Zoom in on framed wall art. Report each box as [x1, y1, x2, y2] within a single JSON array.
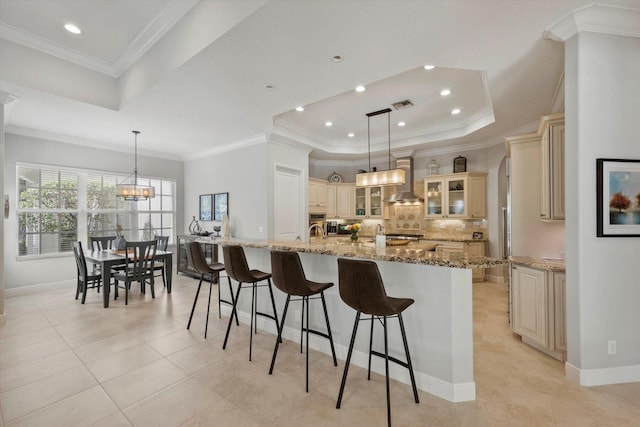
[[199, 194, 213, 221], [596, 158, 640, 237], [214, 192, 229, 221]]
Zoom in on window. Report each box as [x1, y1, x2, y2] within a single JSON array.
[[17, 164, 176, 257]]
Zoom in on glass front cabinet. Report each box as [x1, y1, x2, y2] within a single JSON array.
[[354, 186, 383, 218], [424, 172, 487, 219]]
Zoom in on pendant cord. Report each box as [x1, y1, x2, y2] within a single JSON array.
[[387, 111, 391, 170], [367, 116, 371, 172], [133, 130, 140, 186]]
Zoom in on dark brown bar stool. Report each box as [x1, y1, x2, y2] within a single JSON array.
[[186, 242, 239, 338], [269, 250, 338, 392], [222, 245, 280, 361], [336, 258, 419, 427]]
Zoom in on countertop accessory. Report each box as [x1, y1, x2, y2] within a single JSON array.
[[328, 172, 343, 183], [116, 130, 156, 201], [473, 232, 483, 240], [453, 155, 467, 173], [596, 158, 640, 237]]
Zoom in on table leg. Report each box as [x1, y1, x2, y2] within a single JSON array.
[[102, 261, 110, 308], [165, 254, 173, 293]]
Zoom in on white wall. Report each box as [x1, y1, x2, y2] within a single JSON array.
[[3, 133, 184, 288], [565, 32, 640, 380], [183, 142, 268, 239]]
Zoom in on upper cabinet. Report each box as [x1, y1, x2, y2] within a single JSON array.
[[327, 183, 355, 219], [308, 178, 327, 213], [424, 172, 487, 219], [355, 185, 384, 219], [540, 113, 565, 221]]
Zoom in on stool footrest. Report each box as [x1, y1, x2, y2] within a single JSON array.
[[370, 350, 411, 371], [255, 311, 277, 322], [302, 327, 332, 341]]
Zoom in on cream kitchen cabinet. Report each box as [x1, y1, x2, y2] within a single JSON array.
[[308, 178, 327, 213], [540, 113, 565, 221], [327, 183, 355, 219], [430, 240, 486, 282], [354, 185, 384, 219], [424, 172, 487, 219], [511, 264, 566, 360]]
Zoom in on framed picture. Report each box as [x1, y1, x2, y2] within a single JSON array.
[[596, 158, 640, 237], [199, 194, 213, 221], [214, 192, 229, 221], [453, 156, 467, 173]]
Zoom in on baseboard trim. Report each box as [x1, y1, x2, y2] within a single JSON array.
[[221, 305, 476, 402], [565, 362, 640, 386], [5, 279, 73, 296]]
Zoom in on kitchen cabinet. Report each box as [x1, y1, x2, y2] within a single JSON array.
[[511, 264, 566, 360], [540, 113, 565, 221], [327, 183, 355, 219], [429, 240, 486, 282], [309, 178, 327, 213], [424, 172, 487, 219], [355, 185, 384, 218]]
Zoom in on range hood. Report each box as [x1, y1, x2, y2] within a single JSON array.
[[384, 157, 424, 202]]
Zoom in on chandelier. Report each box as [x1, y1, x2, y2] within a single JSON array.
[[116, 130, 156, 201], [355, 108, 406, 187]]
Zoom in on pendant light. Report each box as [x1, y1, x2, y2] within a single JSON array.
[[355, 108, 406, 187], [116, 130, 155, 201]]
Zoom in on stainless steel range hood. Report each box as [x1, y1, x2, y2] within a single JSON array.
[[383, 157, 424, 202]]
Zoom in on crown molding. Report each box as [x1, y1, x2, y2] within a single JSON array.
[[182, 133, 267, 162], [545, 3, 640, 42]]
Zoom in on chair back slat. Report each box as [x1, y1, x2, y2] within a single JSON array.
[[73, 241, 89, 281], [154, 235, 169, 251], [89, 236, 115, 251]]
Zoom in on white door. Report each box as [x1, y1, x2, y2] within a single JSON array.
[[274, 166, 303, 241]]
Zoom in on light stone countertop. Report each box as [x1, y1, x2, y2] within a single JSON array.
[[509, 256, 566, 272], [195, 236, 504, 270]]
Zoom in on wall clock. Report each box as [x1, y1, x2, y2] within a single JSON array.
[[328, 172, 343, 183]]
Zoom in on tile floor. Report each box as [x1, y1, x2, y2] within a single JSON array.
[[1, 274, 639, 426]]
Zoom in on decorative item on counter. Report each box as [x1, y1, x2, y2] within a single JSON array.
[[189, 216, 202, 235], [113, 225, 126, 250], [221, 214, 230, 238], [376, 225, 386, 249], [346, 223, 361, 243], [213, 225, 221, 237], [453, 156, 467, 173], [428, 159, 440, 175], [473, 232, 483, 240], [328, 171, 343, 183]]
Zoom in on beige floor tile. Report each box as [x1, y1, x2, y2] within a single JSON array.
[[73, 332, 144, 363], [0, 349, 82, 393], [85, 344, 163, 383], [0, 365, 97, 422], [54, 317, 127, 348], [6, 386, 118, 427], [89, 410, 132, 427], [145, 329, 204, 356], [0, 333, 70, 370], [102, 358, 187, 408]]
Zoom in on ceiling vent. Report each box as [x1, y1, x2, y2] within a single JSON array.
[[391, 99, 414, 110]]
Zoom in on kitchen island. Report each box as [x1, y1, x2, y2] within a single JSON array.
[[193, 236, 503, 402]]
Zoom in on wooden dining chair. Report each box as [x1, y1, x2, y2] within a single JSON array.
[[153, 235, 170, 287], [112, 240, 157, 305], [89, 236, 116, 252], [73, 241, 103, 304]]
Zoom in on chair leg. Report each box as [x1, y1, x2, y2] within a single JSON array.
[[300, 296, 305, 353], [320, 292, 338, 367], [384, 315, 391, 427], [81, 280, 88, 304], [187, 275, 204, 330], [266, 278, 282, 343], [125, 280, 129, 305], [227, 276, 239, 326], [269, 295, 290, 375], [368, 314, 374, 380], [223, 281, 243, 350], [75, 278, 81, 300], [217, 272, 222, 319], [336, 311, 361, 409], [399, 313, 420, 403], [305, 296, 310, 393], [249, 282, 256, 361], [205, 275, 213, 339]]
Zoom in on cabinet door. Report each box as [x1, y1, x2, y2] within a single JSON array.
[[336, 184, 354, 218], [425, 179, 445, 217], [466, 242, 485, 282], [309, 180, 327, 212], [511, 265, 548, 347], [468, 175, 487, 219], [326, 185, 337, 218], [368, 186, 383, 218], [553, 272, 567, 352], [550, 124, 565, 220], [355, 187, 367, 217], [446, 176, 467, 218]]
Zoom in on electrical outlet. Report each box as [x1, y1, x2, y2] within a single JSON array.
[[259, 226, 264, 233], [608, 340, 616, 355], [295, 310, 301, 321]]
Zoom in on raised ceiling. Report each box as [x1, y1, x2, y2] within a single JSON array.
[[1, 0, 638, 161]]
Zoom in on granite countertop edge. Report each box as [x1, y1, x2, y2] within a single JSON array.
[[509, 256, 566, 272], [198, 237, 504, 269]]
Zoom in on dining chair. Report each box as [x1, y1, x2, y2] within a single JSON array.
[[89, 236, 116, 252], [112, 240, 157, 305], [72, 241, 103, 304], [153, 235, 170, 287]]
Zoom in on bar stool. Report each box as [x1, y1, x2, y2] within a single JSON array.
[[336, 258, 419, 427], [186, 242, 239, 338], [268, 250, 338, 392], [222, 245, 281, 361]]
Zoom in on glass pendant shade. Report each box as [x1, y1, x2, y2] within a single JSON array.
[[116, 130, 156, 201], [356, 168, 405, 187]]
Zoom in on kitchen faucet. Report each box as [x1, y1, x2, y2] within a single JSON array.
[[309, 223, 326, 240], [376, 224, 384, 235]]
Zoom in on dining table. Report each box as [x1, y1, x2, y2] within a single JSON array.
[[84, 249, 173, 308]]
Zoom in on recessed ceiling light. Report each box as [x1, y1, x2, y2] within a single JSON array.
[[440, 89, 452, 96], [265, 85, 275, 91], [64, 23, 82, 34], [325, 121, 333, 127], [355, 85, 366, 93], [398, 121, 406, 127], [348, 133, 355, 138], [451, 108, 461, 115], [332, 55, 343, 63], [424, 65, 435, 70], [295, 106, 304, 112]]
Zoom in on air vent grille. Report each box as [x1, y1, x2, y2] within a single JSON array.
[[391, 99, 413, 110]]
